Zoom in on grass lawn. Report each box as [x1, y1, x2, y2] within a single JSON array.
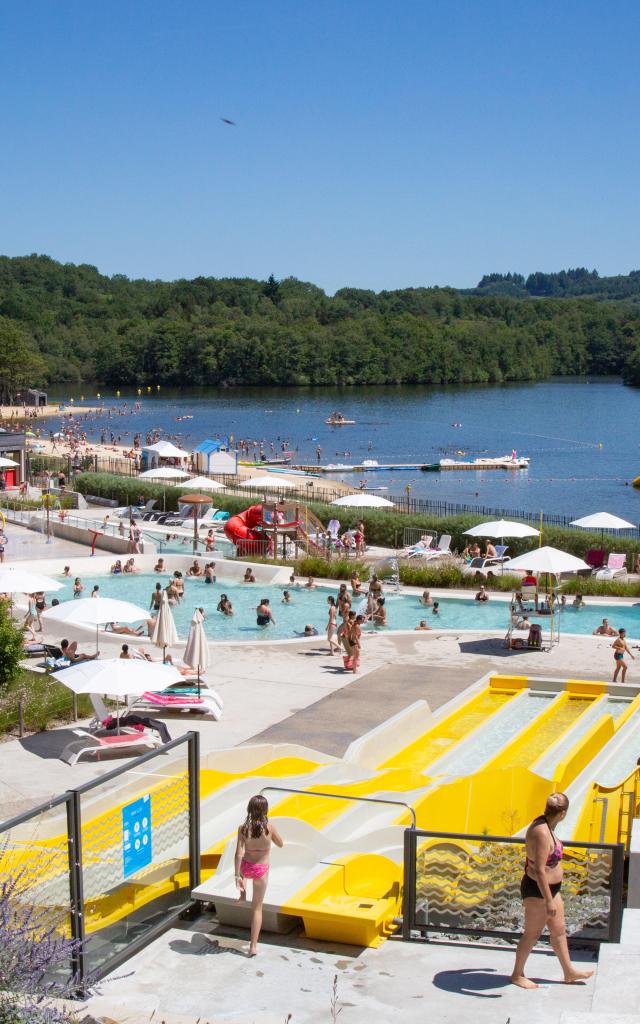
[[0, 668, 92, 737]]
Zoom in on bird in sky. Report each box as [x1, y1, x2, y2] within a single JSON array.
[[220, 117, 236, 126]]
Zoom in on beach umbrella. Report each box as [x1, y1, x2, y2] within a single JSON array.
[[179, 476, 225, 491], [42, 597, 150, 653], [0, 567, 64, 594], [139, 467, 192, 480], [51, 658, 182, 731], [570, 512, 636, 547], [503, 546, 590, 576], [463, 519, 540, 540], [0, 457, 19, 468], [239, 475, 295, 490], [151, 591, 178, 662], [183, 608, 209, 695], [331, 493, 395, 508]]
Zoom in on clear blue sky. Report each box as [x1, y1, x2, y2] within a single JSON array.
[[2, 1, 639, 292]]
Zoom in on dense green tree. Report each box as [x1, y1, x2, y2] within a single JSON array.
[[1, 255, 640, 391], [0, 315, 48, 403]]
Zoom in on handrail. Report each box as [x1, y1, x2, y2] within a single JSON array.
[[259, 784, 417, 829]]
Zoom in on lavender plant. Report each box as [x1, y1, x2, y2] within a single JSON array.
[[0, 863, 81, 1024]]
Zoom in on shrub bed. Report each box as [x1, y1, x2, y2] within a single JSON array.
[[0, 669, 92, 736]]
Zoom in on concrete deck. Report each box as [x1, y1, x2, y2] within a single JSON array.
[[86, 915, 599, 1024]]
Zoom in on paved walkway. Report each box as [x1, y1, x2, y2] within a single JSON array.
[[87, 914, 598, 1024]]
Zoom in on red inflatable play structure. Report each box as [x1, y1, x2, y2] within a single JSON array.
[[224, 504, 270, 555], [224, 502, 326, 557]]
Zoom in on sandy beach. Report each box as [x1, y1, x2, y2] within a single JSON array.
[[28, 434, 352, 498], [0, 403, 102, 421]]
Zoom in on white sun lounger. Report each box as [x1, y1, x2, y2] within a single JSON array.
[[60, 728, 162, 765]]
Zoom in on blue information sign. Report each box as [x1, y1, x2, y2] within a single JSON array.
[[122, 794, 153, 879]]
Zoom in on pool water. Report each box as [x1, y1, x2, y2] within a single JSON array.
[[54, 574, 640, 643]]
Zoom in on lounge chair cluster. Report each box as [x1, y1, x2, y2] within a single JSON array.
[[399, 534, 452, 560], [59, 667, 223, 765], [116, 501, 230, 529]]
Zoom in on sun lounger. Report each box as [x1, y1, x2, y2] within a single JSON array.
[[133, 690, 222, 719], [406, 535, 452, 560], [494, 544, 509, 560], [595, 553, 627, 581], [60, 728, 162, 765]]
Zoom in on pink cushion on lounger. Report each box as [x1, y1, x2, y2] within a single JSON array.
[[140, 691, 204, 706], [99, 733, 148, 746]]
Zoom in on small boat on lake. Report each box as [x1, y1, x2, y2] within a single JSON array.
[[325, 411, 356, 425]]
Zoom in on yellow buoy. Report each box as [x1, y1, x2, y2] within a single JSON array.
[[633, 476, 640, 489], [597, 442, 603, 448]]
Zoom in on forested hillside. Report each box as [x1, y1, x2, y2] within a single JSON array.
[[470, 267, 640, 301], [1, 254, 640, 398]]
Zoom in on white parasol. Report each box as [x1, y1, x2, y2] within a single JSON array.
[[42, 597, 150, 652], [183, 608, 209, 695], [331, 493, 395, 508], [151, 590, 179, 662]]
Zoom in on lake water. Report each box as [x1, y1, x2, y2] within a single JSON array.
[[55, 573, 640, 642], [49, 378, 640, 520]]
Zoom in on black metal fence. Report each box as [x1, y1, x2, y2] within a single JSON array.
[[27, 452, 640, 532], [402, 828, 624, 945], [0, 731, 200, 992]]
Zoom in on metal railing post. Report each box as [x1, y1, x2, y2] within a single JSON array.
[[188, 730, 201, 890], [609, 843, 625, 942], [66, 790, 86, 993], [402, 827, 417, 941]]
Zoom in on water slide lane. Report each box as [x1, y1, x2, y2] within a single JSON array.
[[378, 686, 515, 773]]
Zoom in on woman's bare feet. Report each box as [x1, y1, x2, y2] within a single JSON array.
[[511, 974, 538, 989], [248, 947, 257, 957], [564, 969, 594, 984]]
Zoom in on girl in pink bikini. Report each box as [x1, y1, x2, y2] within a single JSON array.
[[234, 795, 284, 956]]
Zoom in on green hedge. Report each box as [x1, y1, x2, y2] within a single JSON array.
[[74, 472, 640, 565]]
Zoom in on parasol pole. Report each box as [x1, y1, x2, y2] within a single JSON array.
[[539, 510, 543, 547]]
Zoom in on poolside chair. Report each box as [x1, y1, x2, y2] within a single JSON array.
[[595, 553, 627, 581], [520, 583, 538, 606], [494, 544, 509, 560], [436, 534, 452, 554], [60, 728, 162, 765], [585, 548, 606, 571]]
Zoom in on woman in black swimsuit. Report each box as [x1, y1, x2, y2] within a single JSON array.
[[511, 793, 593, 989], [256, 599, 274, 627]]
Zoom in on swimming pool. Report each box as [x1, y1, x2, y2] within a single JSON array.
[[54, 573, 640, 643]]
